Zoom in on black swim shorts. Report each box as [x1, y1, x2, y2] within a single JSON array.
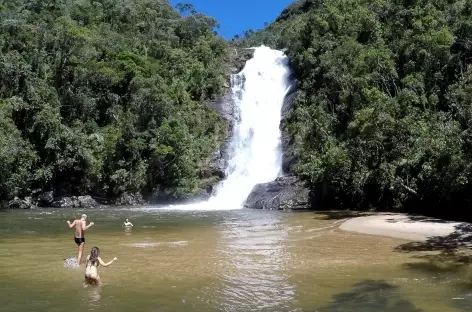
[[74, 237, 85, 246]]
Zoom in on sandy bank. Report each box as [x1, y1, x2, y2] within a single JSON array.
[[339, 214, 467, 241]]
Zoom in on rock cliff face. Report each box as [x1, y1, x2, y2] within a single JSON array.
[[280, 73, 299, 174], [203, 48, 255, 187]]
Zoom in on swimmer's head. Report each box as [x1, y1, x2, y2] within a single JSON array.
[[126, 218, 129, 222], [81, 214, 87, 220], [90, 247, 100, 262]]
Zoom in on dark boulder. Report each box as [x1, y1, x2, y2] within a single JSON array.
[[244, 176, 312, 210], [115, 192, 145, 206], [37, 191, 54, 207]]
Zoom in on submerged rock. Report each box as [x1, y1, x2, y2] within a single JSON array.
[[244, 176, 312, 210]]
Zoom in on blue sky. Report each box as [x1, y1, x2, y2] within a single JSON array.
[[168, 0, 295, 39]]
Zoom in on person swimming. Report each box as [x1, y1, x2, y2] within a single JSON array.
[[66, 214, 94, 265], [123, 218, 133, 227], [84, 247, 117, 286]]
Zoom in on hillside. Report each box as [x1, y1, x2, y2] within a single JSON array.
[[239, 0, 472, 220], [0, 0, 229, 205]]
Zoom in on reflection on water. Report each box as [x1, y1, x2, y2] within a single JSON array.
[[124, 227, 132, 236], [218, 214, 296, 311], [83, 286, 102, 311], [0, 208, 470, 312]]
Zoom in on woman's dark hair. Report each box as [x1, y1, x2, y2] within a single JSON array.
[[89, 247, 100, 265]]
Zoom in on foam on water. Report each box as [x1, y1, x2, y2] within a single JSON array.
[[163, 46, 291, 211], [64, 257, 79, 268], [124, 241, 188, 248]]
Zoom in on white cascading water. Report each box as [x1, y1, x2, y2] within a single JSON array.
[[165, 46, 291, 210]]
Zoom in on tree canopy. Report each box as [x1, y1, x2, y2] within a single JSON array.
[[237, 0, 472, 219], [0, 0, 228, 200]]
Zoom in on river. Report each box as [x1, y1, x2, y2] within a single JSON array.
[[1, 207, 471, 311]]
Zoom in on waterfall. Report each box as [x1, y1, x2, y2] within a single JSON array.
[[166, 46, 291, 210]]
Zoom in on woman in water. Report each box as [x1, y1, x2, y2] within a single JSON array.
[[84, 247, 117, 286]]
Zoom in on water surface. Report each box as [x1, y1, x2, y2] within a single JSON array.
[[0, 208, 471, 311]]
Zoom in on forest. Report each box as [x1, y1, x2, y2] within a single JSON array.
[[0, 0, 228, 204], [3, 0, 472, 219], [237, 0, 472, 219]]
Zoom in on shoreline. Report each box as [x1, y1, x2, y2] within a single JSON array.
[[339, 213, 467, 241]]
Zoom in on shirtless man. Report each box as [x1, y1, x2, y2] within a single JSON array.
[[66, 214, 94, 265]]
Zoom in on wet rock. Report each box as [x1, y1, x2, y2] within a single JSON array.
[[51, 196, 75, 208], [115, 192, 145, 206], [37, 191, 54, 207], [77, 195, 99, 208], [206, 140, 230, 180], [244, 176, 312, 210], [8, 196, 35, 209]]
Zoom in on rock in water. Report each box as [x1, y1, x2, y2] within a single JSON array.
[[244, 176, 312, 210], [64, 257, 79, 267]]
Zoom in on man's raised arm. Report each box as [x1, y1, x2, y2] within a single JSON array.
[[66, 220, 76, 228], [82, 221, 94, 231]]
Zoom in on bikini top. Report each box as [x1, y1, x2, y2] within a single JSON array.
[[86, 258, 99, 267]]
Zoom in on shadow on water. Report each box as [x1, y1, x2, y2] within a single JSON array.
[[395, 223, 472, 252], [315, 210, 371, 220], [314, 280, 423, 312], [386, 215, 452, 224], [395, 223, 472, 275]]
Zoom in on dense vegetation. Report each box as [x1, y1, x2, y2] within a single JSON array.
[[239, 0, 472, 219], [0, 0, 228, 202]]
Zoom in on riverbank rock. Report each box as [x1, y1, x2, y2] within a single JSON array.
[[115, 192, 145, 206], [77, 195, 99, 208], [50, 195, 99, 208], [244, 176, 312, 210], [51, 196, 75, 208], [8, 197, 35, 209]]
